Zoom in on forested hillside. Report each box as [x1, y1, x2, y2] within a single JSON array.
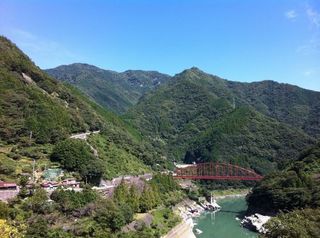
[[125, 67, 318, 174], [125, 68, 235, 160], [246, 142, 320, 237], [46, 64, 320, 176], [185, 107, 315, 175], [46, 64, 170, 114], [0, 36, 162, 182], [228, 80, 320, 138], [3, 34, 318, 179], [0, 38, 102, 144]]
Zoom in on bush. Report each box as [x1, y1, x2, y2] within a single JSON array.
[[50, 188, 97, 213], [0, 202, 10, 219], [94, 200, 126, 232], [24, 188, 51, 214], [26, 216, 49, 238]]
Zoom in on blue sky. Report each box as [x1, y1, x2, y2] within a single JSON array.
[[0, 0, 319, 91]]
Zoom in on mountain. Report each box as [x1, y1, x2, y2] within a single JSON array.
[[0, 40, 101, 144], [184, 107, 314, 174], [4, 33, 318, 179], [0, 36, 161, 181], [227, 80, 320, 139], [125, 68, 234, 158], [125, 67, 318, 174], [46, 63, 171, 114]]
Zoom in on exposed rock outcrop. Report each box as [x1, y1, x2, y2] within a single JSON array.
[[241, 213, 271, 234]]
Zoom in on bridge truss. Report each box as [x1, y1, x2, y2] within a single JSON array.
[[174, 162, 263, 181]]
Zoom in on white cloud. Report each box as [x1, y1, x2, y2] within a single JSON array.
[[306, 4, 320, 28], [285, 10, 297, 20], [303, 69, 315, 76]]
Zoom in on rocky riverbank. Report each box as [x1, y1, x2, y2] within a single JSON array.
[[162, 219, 196, 238], [213, 192, 272, 234], [163, 199, 204, 238], [164, 191, 251, 237]]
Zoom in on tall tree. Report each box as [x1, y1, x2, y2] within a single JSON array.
[[139, 185, 158, 212], [113, 180, 130, 205], [128, 185, 140, 213]]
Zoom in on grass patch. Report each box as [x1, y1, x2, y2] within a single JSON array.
[[151, 208, 181, 235]]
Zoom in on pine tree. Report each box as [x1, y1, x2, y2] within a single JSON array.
[[113, 179, 130, 205], [128, 185, 140, 213], [139, 184, 158, 212]]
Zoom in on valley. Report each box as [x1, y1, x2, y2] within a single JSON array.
[[0, 34, 319, 238]]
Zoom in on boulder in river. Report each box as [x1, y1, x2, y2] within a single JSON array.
[[241, 213, 271, 233]]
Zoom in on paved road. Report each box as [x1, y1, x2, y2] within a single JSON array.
[[70, 130, 100, 157], [70, 130, 100, 140]]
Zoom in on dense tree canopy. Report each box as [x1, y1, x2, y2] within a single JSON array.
[[247, 143, 320, 214], [51, 188, 97, 213], [263, 209, 320, 238], [50, 139, 104, 184], [247, 143, 320, 238]]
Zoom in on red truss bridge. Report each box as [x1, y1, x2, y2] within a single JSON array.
[[173, 162, 263, 181]]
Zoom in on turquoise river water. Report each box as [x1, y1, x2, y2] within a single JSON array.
[[193, 197, 258, 238]]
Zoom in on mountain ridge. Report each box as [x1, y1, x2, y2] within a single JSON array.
[[46, 63, 171, 114], [125, 67, 319, 174], [6, 34, 319, 176]]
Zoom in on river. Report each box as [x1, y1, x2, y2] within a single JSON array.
[[193, 197, 258, 238]]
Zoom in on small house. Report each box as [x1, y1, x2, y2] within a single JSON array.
[[0, 181, 19, 202], [0, 181, 17, 190]]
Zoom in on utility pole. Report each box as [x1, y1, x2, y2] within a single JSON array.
[[29, 131, 33, 146], [32, 159, 35, 183], [232, 97, 236, 110]]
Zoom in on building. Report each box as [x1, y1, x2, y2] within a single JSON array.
[[0, 181, 19, 202], [41, 178, 80, 191], [61, 178, 80, 188], [0, 181, 17, 190], [41, 181, 59, 190]]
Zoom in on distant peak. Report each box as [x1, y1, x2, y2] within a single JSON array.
[[66, 63, 99, 69], [175, 67, 208, 79], [187, 66, 203, 73]]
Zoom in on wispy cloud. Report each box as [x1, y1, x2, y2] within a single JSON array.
[[285, 10, 297, 20], [11, 29, 36, 40], [296, 4, 320, 55], [297, 36, 320, 55], [303, 69, 316, 76], [306, 4, 320, 28], [6, 28, 81, 68], [10, 29, 76, 58]]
